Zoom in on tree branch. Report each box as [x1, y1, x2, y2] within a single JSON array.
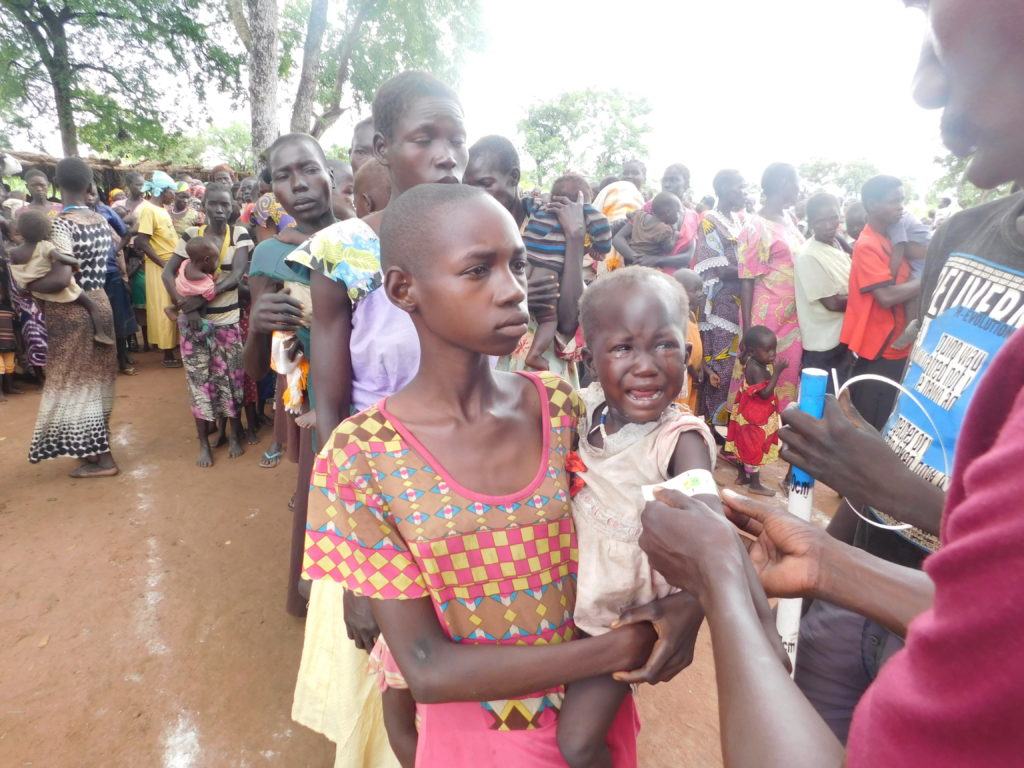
[[288, 0, 328, 133], [309, 0, 377, 139], [225, 0, 252, 53]]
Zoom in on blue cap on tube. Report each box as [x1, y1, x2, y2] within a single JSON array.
[[791, 368, 829, 489]]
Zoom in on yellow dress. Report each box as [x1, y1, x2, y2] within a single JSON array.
[[137, 202, 179, 350], [292, 580, 399, 768]]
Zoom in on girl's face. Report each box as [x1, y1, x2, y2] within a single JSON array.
[[204, 188, 232, 227], [398, 195, 528, 358], [269, 140, 333, 227], [751, 340, 778, 366], [377, 95, 468, 196], [27, 176, 48, 202], [587, 287, 687, 425], [810, 204, 841, 243]]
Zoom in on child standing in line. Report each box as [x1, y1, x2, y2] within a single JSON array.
[[0, 259, 20, 401], [521, 173, 611, 371], [302, 184, 660, 767], [672, 268, 707, 415], [8, 209, 114, 346], [725, 325, 788, 496]]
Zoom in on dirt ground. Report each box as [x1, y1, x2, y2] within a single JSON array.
[[0, 354, 834, 767]]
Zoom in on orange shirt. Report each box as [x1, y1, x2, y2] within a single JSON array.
[[676, 311, 703, 413], [840, 224, 910, 361]]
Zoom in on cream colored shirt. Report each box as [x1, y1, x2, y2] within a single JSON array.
[[795, 238, 851, 352]]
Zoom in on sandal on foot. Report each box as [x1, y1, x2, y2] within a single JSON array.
[[259, 448, 283, 468]]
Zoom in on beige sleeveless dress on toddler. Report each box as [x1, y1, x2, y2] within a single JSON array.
[[572, 383, 716, 637]]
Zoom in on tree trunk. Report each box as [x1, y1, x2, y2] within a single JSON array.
[[309, 0, 377, 139], [245, 0, 280, 158], [289, 0, 329, 134], [47, 24, 78, 155]]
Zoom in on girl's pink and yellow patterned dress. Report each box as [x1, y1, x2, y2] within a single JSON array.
[[303, 371, 639, 766]]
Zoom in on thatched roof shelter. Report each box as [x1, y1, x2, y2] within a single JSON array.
[[1, 149, 211, 195]]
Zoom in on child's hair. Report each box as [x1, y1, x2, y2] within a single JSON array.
[[468, 135, 520, 177], [265, 133, 328, 175], [651, 192, 682, 222], [15, 208, 52, 244], [579, 265, 688, 341], [54, 156, 94, 194], [372, 71, 460, 142], [354, 158, 391, 205], [550, 173, 593, 204], [805, 192, 839, 222], [740, 325, 777, 360], [380, 182, 489, 275], [861, 175, 903, 208], [185, 236, 219, 273]]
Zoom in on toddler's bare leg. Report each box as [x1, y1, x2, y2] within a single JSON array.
[[75, 291, 114, 345], [557, 673, 629, 768], [525, 316, 556, 371], [381, 687, 418, 768]]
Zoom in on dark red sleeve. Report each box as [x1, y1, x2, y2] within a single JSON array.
[[847, 330, 1024, 766]]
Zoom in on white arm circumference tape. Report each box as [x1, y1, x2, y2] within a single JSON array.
[[642, 468, 720, 502]]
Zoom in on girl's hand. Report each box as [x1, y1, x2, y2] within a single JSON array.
[[343, 591, 380, 651], [775, 358, 790, 372], [178, 296, 206, 314], [546, 192, 586, 240], [721, 488, 825, 598], [612, 592, 704, 684], [526, 271, 558, 319], [639, 489, 747, 603], [251, 289, 303, 334], [708, 370, 721, 389]]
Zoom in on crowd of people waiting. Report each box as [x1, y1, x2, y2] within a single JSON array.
[[2, 0, 1024, 764]]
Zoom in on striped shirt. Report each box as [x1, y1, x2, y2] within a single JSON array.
[[522, 201, 612, 275]]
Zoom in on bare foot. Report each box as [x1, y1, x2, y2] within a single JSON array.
[[213, 419, 228, 448], [295, 410, 316, 430], [228, 434, 245, 458], [93, 331, 115, 346], [246, 429, 261, 446], [196, 441, 214, 468], [70, 462, 119, 478], [748, 482, 776, 497], [891, 318, 920, 351], [736, 470, 751, 486]]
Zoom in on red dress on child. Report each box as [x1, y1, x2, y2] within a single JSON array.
[[725, 377, 781, 467]]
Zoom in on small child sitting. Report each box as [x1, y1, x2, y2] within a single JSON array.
[[521, 173, 611, 371], [167, 236, 219, 324], [888, 211, 930, 349], [628, 192, 682, 262], [8, 208, 113, 346], [725, 325, 788, 496]]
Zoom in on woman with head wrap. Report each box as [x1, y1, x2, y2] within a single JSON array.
[[169, 181, 203, 235], [135, 171, 181, 366]]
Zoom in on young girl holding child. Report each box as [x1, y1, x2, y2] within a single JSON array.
[[8, 208, 114, 346], [303, 183, 779, 766], [725, 324, 788, 496]]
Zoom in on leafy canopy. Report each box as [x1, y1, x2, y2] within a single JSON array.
[[518, 89, 652, 188]]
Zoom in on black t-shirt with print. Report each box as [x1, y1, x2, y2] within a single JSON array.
[[856, 192, 1024, 568]]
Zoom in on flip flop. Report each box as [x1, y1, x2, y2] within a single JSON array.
[[161, 359, 183, 368], [120, 366, 139, 376], [259, 448, 283, 468]]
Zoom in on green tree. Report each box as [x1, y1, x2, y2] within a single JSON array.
[[286, 0, 483, 139], [798, 158, 881, 199], [929, 151, 1014, 208], [0, 0, 241, 157], [518, 89, 651, 188]]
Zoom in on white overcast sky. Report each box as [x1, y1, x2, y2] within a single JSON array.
[[314, 0, 944, 199], [30, 0, 945, 200]]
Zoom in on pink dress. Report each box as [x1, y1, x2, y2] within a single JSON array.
[[731, 213, 805, 408], [303, 372, 639, 766]]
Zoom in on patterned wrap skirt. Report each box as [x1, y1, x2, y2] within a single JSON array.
[[29, 292, 116, 462], [178, 317, 245, 421]]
